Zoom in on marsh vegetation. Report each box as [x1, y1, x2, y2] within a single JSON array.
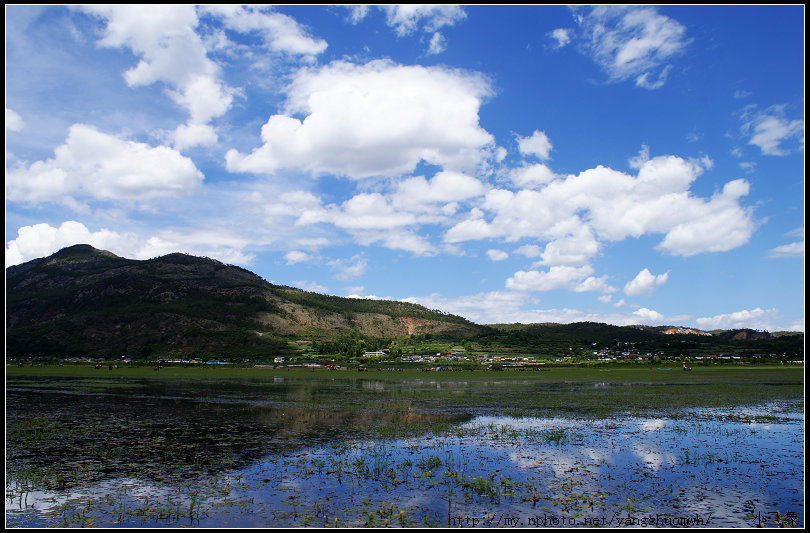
[[5, 365, 804, 528]]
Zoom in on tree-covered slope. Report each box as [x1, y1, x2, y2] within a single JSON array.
[[5, 245, 483, 359], [6, 246, 802, 362]]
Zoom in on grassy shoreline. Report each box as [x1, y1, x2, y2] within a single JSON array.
[[6, 362, 805, 381]]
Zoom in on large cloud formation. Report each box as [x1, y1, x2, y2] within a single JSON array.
[[226, 59, 495, 179], [5, 220, 253, 268], [445, 154, 755, 259], [6, 124, 203, 206]]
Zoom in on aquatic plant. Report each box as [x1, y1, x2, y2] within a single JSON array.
[[396, 459, 413, 481], [371, 449, 393, 481], [464, 476, 499, 500], [352, 457, 369, 477], [542, 428, 569, 445], [417, 455, 442, 472]]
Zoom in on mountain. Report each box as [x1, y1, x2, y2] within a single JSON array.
[[5, 245, 484, 359], [6, 245, 803, 362]]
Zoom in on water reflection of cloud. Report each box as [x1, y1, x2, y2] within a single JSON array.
[[9, 477, 188, 515], [464, 415, 670, 435], [461, 416, 580, 431], [639, 418, 666, 431], [465, 415, 696, 483], [630, 442, 675, 471], [10, 405, 804, 528], [504, 446, 607, 495], [582, 446, 614, 465]]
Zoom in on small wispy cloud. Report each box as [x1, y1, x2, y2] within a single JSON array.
[[328, 254, 368, 280], [740, 106, 804, 156], [549, 28, 571, 48], [284, 250, 315, 265], [573, 6, 690, 89], [486, 249, 509, 261], [768, 227, 804, 258]]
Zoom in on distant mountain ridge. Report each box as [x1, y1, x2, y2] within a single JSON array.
[[6, 245, 803, 361], [5, 245, 483, 358]]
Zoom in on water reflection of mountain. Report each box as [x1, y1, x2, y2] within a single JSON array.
[[6, 384, 469, 492]]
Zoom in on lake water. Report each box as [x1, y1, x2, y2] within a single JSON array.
[[5, 370, 804, 527]]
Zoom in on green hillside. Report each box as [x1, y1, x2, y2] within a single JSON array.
[[5, 245, 482, 360], [5, 245, 803, 364]]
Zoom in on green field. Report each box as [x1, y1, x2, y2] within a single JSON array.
[[7, 363, 803, 417]]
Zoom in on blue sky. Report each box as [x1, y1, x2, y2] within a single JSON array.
[[5, 5, 805, 332]]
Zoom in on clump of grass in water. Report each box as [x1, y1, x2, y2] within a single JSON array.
[[370, 447, 394, 481], [443, 449, 467, 478], [398, 459, 413, 480], [7, 466, 39, 509], [542, 428, 568, 445], [417, 455, 442, 473], [464, 476, 500, 500], [311, 458, 326, 475], [499, 424, 522, 440], [681, 447, 718, 466], [352, 457, 369, 478]]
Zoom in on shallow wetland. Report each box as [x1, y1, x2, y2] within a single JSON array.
[[5, 365, 804, 528]]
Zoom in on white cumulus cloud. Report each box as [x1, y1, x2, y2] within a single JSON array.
[[446, 154, 755, 259], [624, 268, 669, 297], [550, 28, 571, 48], [202, 5, 327, 58], [506, 265, 615, 294], [6, 124, 203, 206], [517, 130, 553, 160], [5, 221, 133, 267], [284, 250, 315, 265], [428, 32, 447, 55], [80, 5, 327, 150], [486, 249, 509, 261], [768, 239, 804, 259], [79, 5, 234, 149], [391, 171, 487, 213], [654, 179, 755, 257], [695, 308, 784, 331], [382, 5, 467, 36], [328, 254, 368, 280], [531, 226, 601, 267], [632, 307, 665, 324], [510, 163, 558, 188], [225, 59, 495, 179], [403, 291, 674, 326], [5, 221, 253, 267]]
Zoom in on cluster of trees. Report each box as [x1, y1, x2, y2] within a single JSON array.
[[477, 322, 804, 359], [310, 334, 396, 359]]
